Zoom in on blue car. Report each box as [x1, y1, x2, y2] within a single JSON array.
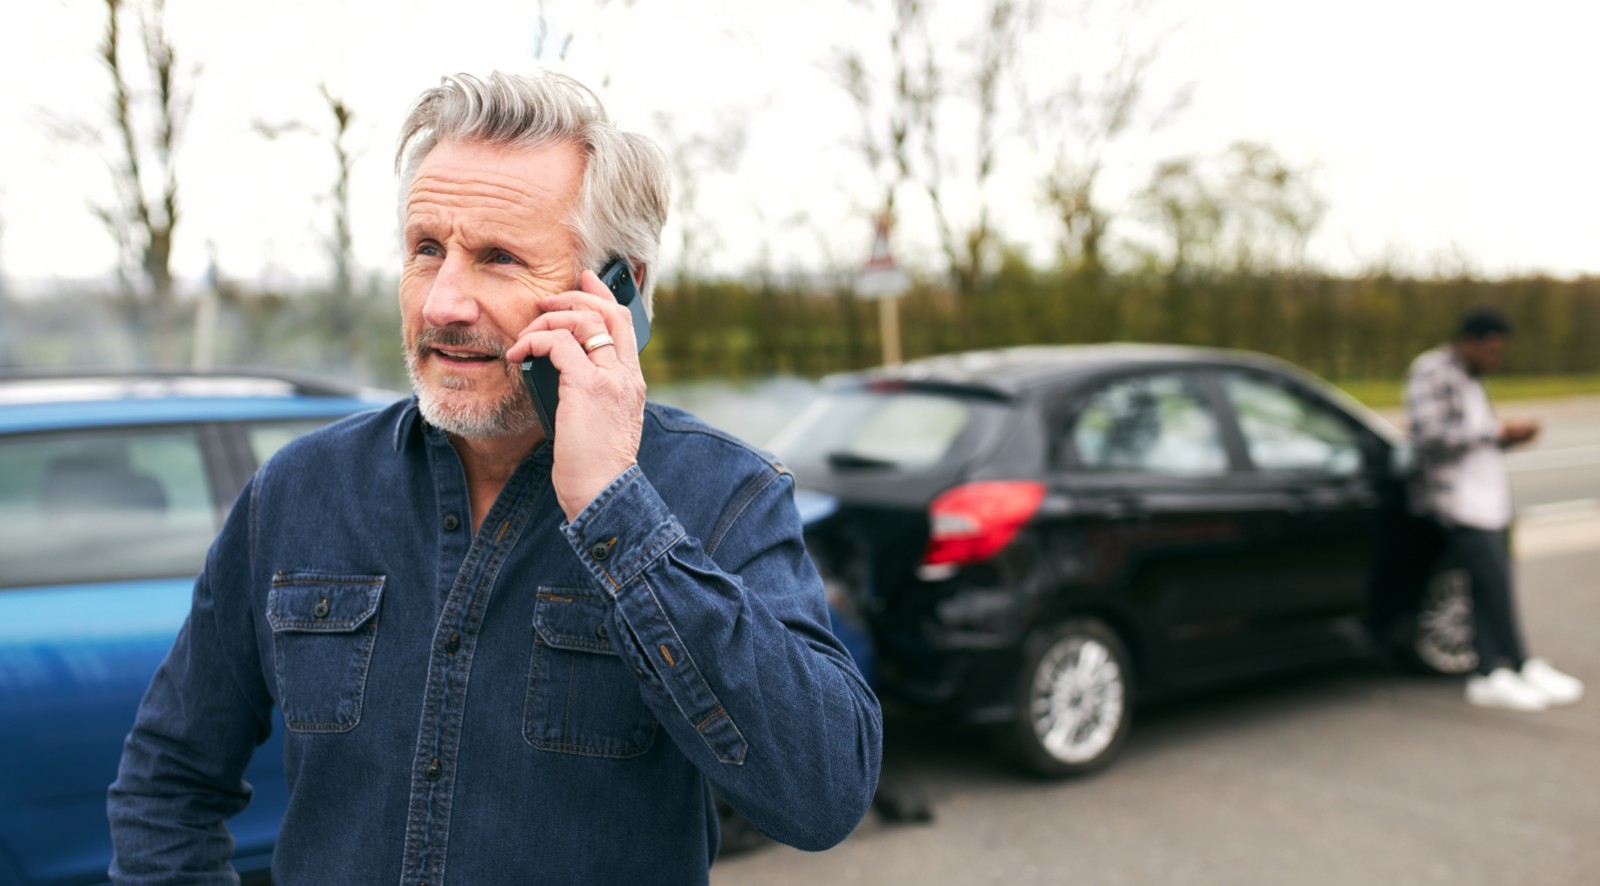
[[0, 370, 399, 886]]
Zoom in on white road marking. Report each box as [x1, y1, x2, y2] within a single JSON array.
[[1516, 512, 1600, 559], [1507, 444, 1600, 473], [1518, 498, 1600, 522]]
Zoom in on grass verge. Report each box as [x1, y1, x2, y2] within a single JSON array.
[[1334, 374, 1600, 411]]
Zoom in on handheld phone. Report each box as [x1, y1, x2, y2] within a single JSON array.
[[520, 257, 650, 438]]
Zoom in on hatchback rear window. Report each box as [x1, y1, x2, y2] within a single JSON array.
[[773, 388, 1002, 472]]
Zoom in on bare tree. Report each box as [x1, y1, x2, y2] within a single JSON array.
[[323, 87, 357, 315], [1215, 141, 1326, 275], [530, 0, 637, 87], [254, 85, 362, 347], [1033, 0, 1193, 278], [834, 0, 1037, 297], [649, 112, 748, 289], [86, 0, 191, 362], [1132, 141, 1324, 279], [1131, 156, 1223, 280], [532, 0, 575, 62]]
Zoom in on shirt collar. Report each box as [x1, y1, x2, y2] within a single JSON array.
[[393, 397, 424, 450]]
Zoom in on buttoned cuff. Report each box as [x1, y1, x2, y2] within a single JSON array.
[[562, 465, 686, 594]]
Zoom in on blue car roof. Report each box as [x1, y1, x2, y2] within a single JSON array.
[[0, 371, 403, 433], [0, 395, 394, 433]]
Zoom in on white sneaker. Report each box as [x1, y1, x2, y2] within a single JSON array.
[[1519, 659, 1584, 706], [1466, 668, 1549, 711]]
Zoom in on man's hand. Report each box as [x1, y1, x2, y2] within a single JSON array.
[[506, 269, 646, 520], [1499, 418, 1540, 448]]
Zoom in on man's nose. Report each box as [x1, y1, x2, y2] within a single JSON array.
[[421, 254, 480, 328]]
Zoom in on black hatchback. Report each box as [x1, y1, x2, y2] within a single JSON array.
[[772, 345, 1461, 777]]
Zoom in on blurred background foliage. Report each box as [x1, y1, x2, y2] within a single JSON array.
[[7, 265, 1597, 405], [2, 0, 1596, 407], [650, 268, 1600, 394]]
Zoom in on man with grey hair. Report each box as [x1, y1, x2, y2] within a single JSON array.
[[108, 71, 881, 884]]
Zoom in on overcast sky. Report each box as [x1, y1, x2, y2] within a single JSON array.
[[1, 0, 1597, 294]]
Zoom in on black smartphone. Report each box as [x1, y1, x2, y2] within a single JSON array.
[[520, 257, 649, 438]]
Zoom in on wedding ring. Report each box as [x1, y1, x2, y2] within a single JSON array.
[[581, 333, 616, 354]]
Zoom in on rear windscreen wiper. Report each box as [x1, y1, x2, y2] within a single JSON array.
[[826, 452, 899, 470]]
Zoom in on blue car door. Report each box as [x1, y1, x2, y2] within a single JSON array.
[[0, 425, 285, 885], [0, 580, 289, 884]]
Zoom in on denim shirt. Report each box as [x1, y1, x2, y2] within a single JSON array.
[[108, 399, 882, 885]]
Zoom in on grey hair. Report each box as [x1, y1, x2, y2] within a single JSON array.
[[395, 71, 670, 312]]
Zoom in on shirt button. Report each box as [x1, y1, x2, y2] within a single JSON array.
[[312, 599, 330, 619], [595, 623, 609, 641], [445, 632, 461, 655], [443, 513, 460, 532], [426, 758, 442, 782], [590, 541, 612, 560]]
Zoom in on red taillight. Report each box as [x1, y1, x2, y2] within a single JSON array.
[[922, 481, 1046, 566]]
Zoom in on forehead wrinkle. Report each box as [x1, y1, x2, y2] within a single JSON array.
[[407, 140, 583, 216], [406, 176, 571, 220], [401, 140, 584, 267]]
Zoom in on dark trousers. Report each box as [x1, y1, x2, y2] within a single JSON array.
[[1448, 526, 1528, 676]]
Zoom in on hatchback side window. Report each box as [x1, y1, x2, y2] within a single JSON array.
[[0, 428, 216, 589], [1070, 374, 1228, 477], [1224, 374, 1362, 476]]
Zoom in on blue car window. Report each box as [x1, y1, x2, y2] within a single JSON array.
[[0, 428, 216, 589]]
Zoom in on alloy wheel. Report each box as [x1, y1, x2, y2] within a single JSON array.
[[1412, 566, 1478, 675], [1029, 631, 1126, 766]]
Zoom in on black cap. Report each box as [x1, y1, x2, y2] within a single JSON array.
[[1456, 306, 1512, 340]]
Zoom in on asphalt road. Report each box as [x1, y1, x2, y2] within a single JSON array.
[[712, 397, 1600, 886]]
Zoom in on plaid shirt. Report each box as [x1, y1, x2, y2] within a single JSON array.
[[1403, 345, 1509, 528]]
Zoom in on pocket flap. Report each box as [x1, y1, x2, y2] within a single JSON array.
[[268, 572, 385, 633], [533, 588, 617, 655]]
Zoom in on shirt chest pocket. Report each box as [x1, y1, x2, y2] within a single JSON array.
[[525, 588, 658, 758], [267, 573, 385, 734]]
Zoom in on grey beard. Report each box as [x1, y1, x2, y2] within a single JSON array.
[[405, 328, 540, 439]]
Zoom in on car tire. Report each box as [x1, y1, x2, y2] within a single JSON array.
[[1002, 617, 1133, 778], [1405, 563, 1478, 675]]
